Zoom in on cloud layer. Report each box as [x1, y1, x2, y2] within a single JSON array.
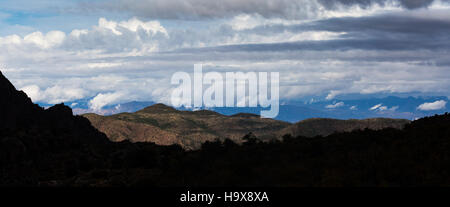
[[87, 0, 449, 20], [1, 0, 450, 110]]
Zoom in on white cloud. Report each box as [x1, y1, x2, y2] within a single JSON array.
[[0, 35, 22, 45], [98, 18, 121, 35], [20, 84, 86, 104], [379, 106, 388, 111], [326, 91, 341, 100], [20, 85, 41, 101], [118, 17, 168, 36], [326, 101, 344, 109], [97, 17, 168, 36], [417, 100, 447, 111], [370, 104, 383, 111], [389, 106, 399, 111], [23, 31, 66, 49], [89, 92, 125, 111], [0, 30, 66, 49], [228, 14, 303, 31], [369, 103, 398, 111], [63, 17, 168, 54], [70, 29, 88, 38], [84, 62, 123, 69]]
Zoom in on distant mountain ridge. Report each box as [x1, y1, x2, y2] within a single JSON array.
[[83, 103, 410, 149], [64, 94, 448, 123]]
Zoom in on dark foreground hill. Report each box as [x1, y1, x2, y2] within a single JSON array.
[[83, 106, 408, 150], [279, 117, 409, 138], [1, 71, 450, 186]]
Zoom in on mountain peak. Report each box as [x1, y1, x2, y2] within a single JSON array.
[[0, 71, 41, 129], [0, 72, 105, 140], [137, 103, 178, 113], [231, 113, 260, 118], [46, 103, 74, 116], [0, 71, 31, 103], [0, 69, 109, 141]]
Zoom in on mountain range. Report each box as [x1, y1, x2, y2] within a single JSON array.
[[54, 95, 449, 123], [83, 104, 409, 149]]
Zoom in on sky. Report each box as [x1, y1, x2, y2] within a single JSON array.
[[1, 0, 450, 112]]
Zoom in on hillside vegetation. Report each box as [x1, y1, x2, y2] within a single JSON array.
[[83, 104, 291, 149], [83, 105, 409, 149]]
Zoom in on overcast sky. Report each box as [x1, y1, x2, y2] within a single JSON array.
[[1, 0, 450, 110]]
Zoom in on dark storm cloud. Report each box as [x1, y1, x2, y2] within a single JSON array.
[[217, 10, 450, 52], [318, 0, 436, 9], [175, 37, 449, 53], [244, 9, 450, 37], [82, 0, 318, 20], [313, 15, 450, 36], [82, 0, 445, 20], [151, 10, 449, 64]]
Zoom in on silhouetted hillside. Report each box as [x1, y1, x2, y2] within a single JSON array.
[[0, 72, 111, 185], [0, 71, 41, 129], [279, 117, 409, 138]]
